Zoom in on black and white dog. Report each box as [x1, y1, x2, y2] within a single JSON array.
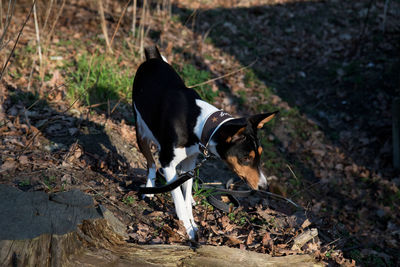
[[132, 46, 277, 240]]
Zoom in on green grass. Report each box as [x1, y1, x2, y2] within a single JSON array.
[[18, 179, 30, 187], [228, 211, 248, 226], [174, 63, 218, 102], [43, 175, 56, 191], [192, 173, 216, 210], [122, 195, 136, 205], [66, 53, 134, 107]]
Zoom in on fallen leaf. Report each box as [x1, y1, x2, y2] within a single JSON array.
[[226, 235, 242, 245], [262, 232, 272, 247], [18, 155, 29, 165], [246, 230, 255, 245], [1, 160, 16, 171]]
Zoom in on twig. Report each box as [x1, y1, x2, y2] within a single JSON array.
[[110, 98, 121, 115], [107, 98, 110, 117], [132, 0, 137, 38], [203, 182, 223, 186], [289, 181, 323, 199], [0, 0, 16, 49], [26, 58, 36, 92], [97, 0, 113, 53], [321, 237, 342, 248], [188, 60, 257, 88], [286, 164, 299, 183], [87, 102, 107, 108], [0, 0, 36, 82], [258, 189, 301, 208], [382, 0, 391, 32], [139, 0, 147, 59], [167, 0, 171, 18], [143, 7, 152, 43], [201, 22, 221, 48], [42, 0, 54, 31], [110, 0, 131, 48], [352, 0, 375, 58], [32, 0, 43, 81], [47, 0, 66, 43], [0, 0, 2, 30]]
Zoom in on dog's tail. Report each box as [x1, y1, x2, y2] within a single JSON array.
[[144, 46, 162, 61]]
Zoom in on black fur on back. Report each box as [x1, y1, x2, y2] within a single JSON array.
[[132, 57, 202, 167]]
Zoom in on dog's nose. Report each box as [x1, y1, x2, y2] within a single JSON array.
[[258, 171, 268, 190]]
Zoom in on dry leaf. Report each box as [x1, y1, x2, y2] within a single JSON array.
[[226, 235, 242, 245], [246, 230, 255, 245], [18, 155, 29, 165]]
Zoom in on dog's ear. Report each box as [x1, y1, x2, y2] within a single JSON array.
[[218, 118, 247, 143], [249, 111, 279, 129]]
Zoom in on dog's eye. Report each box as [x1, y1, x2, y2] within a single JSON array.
[[241, 156, 252, 164]]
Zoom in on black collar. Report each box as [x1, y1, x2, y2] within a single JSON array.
[[199, 110, 233, 156]]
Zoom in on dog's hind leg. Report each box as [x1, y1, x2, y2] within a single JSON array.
[[136, 136, 157, 198]]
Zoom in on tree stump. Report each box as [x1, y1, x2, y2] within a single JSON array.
[[0, 184, 320, 266]]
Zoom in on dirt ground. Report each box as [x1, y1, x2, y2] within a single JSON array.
[[1, 0, 399, 266]]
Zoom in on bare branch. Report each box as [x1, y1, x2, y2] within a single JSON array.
[[0, 0, 16, 50], [0, 0, 36, 82], [188, 60, 257, 89], [97, 0, 113, 53]]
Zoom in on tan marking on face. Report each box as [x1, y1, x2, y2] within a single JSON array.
[[249, 150, 255, 159], [258, 146, 263, 155], [226, 127, 246, 143], [257, 114, 276, 129], [226, 156, 259, 189]]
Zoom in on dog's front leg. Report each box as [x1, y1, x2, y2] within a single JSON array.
[[144, 163, 157, 198], [179, 155, 198, 228], [163, 165, 197, 240]]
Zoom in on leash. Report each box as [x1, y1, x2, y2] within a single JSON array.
[[132, 154, 210, 195], [131, 152, 300, 212], [198, 179, 301, 212]]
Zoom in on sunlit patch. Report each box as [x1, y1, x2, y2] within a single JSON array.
[[226, 156, 259, 189], [258, 146, 263, 155]]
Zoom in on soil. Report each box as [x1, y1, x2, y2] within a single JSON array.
[[1, 0, 399, 266]]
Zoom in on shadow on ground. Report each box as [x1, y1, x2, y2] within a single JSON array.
[[1, 86, 145, 189], [169, 0, 399, 264], [174, 0, 399, 172]]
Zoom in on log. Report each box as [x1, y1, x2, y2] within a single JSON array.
[[0, 184, 321, 266]]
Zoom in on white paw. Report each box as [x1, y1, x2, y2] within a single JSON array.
[[186, 224, 198, 240], [142, 194, 154, 199]]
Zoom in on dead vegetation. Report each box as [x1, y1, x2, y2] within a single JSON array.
[[0, 0, 399, 266]]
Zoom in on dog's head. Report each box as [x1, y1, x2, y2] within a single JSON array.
[[214, 111, 278, 190]]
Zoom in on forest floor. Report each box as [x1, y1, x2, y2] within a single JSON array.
[[0, 0, 399, 266]]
